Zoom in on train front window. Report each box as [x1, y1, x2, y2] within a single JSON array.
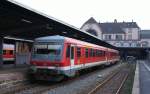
[[36, 48, 61, 55], [32, 43, 63, 61]]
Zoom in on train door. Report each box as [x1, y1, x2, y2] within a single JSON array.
[[70, 45, 75, 68], [69, 45, 76, 77]]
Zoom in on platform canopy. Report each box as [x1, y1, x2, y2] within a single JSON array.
[[0, 0, 117, 49]]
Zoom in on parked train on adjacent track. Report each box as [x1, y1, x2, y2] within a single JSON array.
[[3, 44, 15, 61], [30, 35, 120, 81]]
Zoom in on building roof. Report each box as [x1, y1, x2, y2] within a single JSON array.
[[81, 17, 140, 34], [99, 21, 139, 34], [81, 17, 98, 29], [140, 30, 150, 39], [85, 17, 97, 24], [99, 23, 125, 34], [119, 22, 139, 28]]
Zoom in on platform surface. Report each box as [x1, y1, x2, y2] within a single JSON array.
[[139, 60, 150, 94], [0, 65, 29, 82]]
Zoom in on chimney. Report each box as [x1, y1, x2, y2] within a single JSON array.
[[114, 19, 117, 23]]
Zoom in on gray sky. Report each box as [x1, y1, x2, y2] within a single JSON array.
[[15, 0, 150, 29]]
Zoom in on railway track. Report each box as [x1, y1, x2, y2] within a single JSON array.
[[0, 81, 37, 94], [1, 63, 124, 94], [10, 77, 89, 94], [0, 80, 63, 94], [87, 65, 129, 94]]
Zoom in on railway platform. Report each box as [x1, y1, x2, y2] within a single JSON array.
[[0, 65, 30, 83], [132, 60, 150, 94]]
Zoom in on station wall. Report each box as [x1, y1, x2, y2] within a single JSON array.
[[16, 42, 32, 65]]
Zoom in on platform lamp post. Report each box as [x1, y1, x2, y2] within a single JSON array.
[[0, 36, 3, 67]]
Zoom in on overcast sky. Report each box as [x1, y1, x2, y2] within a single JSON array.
[[15, 0, 150, 29]]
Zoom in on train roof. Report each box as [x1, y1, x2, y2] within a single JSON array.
[[35, 35, 65, 41], [35, 35, 118, 52]]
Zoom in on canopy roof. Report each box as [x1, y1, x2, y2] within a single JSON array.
[[0, 0, 117, 49]]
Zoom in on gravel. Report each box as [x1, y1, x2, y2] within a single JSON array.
[[42, 63, 123, 94]]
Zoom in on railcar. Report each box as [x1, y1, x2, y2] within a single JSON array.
[[30, 35, 120, 81], [3, 44, 15, 61]]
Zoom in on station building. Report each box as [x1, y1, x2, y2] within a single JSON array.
[[81, 17, 150, 59], [81, 17, 142, 47]]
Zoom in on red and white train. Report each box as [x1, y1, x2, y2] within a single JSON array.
[[3, 44, 15, 61], [30, 35, 120, 81]]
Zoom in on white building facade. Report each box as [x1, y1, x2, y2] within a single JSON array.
[[81, 17, 145, 48]]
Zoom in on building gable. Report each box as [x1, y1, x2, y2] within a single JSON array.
[[81, 17, 103, 39]]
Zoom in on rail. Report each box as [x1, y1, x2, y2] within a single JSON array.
[[88, 66, 129, 94]]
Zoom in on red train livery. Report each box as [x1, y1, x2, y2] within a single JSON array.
[[3, 44, 15, 61], [30, 35, 120, 81]]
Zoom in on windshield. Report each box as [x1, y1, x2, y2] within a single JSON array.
[[32, 42, 63, 61]]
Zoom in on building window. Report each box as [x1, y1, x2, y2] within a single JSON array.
[[128, 28, 132, 33], [128, 34, 132, 40], [86, 29, 98, 36], [116, 35, 122, 40], [105, 35, 112, 40], [115, 42, 121, 47], [131, 43, 137, 47], [124, 43, 130, 47], [121, 43, 123, 47], [136, 43, 140, 47], [141, 42, 148, 47]]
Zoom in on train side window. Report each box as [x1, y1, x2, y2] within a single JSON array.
[[92, 49, 94, 57], [103, 51, 105, 56], [101, 51, 104, 56], [90, 49, 92, 57], [91, 49, 94, 57], [93, 49, 95, 57], [97, 50, 99, 56], [92, 49, 93, 57], [3, 50, 6, 55], [71, 47, 74, 59], [77, 47, 81, 57], [10, 50, 14, 55], [6, 50, 9, 54], [96, 50, 98, 57], [85, 48, 88, 58], [98, 50, 102, 56], [66, 45, 70, 58]]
